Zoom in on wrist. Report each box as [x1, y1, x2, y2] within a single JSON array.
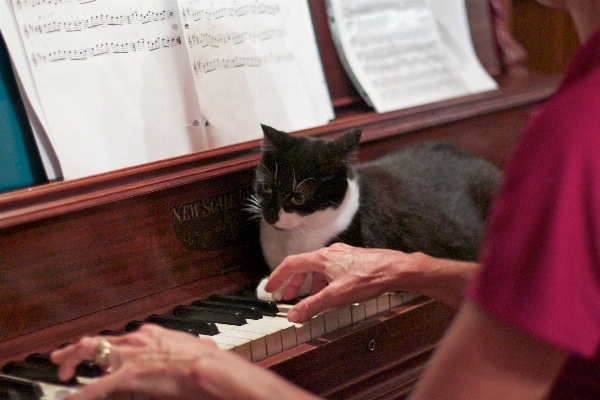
[[392, 252, 480, 309]]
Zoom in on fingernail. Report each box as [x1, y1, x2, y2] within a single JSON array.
[[287, 309, 299, 322]]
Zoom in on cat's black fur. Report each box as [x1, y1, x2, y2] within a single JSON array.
[[247, 125, 501, 300]]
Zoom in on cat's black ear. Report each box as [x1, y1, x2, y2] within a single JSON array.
[[261, 124, 293, 152], [332, 129, 361, 159]]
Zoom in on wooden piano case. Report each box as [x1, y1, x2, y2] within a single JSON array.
[[0, 1, 559, 398]]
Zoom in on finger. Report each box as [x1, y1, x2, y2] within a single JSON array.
[[281, 273, 309, 300], [51, 337, 100, 381], [65, 368, 126, 400], [310, 272, 328, 295], [286, 288, 334, 322], [265, 252, 322, 292]]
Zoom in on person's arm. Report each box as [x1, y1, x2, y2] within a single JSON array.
[[265, 242, 480, 322], [409, 301, 569, 400]]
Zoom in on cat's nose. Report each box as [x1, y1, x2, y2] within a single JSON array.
[[263, 210, 280, 225], [273, 210, 300, 230]]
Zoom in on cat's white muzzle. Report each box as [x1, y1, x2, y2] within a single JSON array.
[[273, 210, 301, 230]]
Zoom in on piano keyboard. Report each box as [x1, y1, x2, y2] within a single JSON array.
[[0, 292, 419, 400]]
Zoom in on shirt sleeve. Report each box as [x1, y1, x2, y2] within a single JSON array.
[[466, 92, 600, 358]]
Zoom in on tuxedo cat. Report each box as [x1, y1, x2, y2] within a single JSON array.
[[246, 125, 501, 301]]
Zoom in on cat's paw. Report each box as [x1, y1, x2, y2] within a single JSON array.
[[256, 277, 283, 302]]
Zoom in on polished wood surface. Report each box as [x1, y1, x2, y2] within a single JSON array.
[[0, 1, 560, 398], [512, 0, 578, 73]]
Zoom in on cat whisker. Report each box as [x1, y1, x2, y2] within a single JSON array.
[[294, 177, 317, 191], [257, 161, 271, 174], [246, 214, 263, 223], [292, 168, 297, 190], [243, 195, 264, 219], [291, 223, 315, 238]]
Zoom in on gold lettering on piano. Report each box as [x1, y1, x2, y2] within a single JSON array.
[[172, 189, 255, 250]]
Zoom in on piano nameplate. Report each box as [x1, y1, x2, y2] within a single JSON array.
[[172, 188, 254, 250]]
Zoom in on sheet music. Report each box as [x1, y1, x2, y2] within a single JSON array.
[[3, 0, 333, 180], [177, 0, 333, 148], [327, 0, 497, 113]]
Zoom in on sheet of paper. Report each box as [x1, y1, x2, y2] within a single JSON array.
[[177, 0, 333, 148], [5, 0, 333, 180], [9, 0, 209, 179], [327, 0, 497, 113], [1, 0, 61, 180]]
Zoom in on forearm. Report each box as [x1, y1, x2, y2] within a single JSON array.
[[391, 252, 480, 309], [409, 302, 568, 400], [193, 349, 321, 400]]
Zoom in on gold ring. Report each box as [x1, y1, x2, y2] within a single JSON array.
[[94, 339, 112, 368]]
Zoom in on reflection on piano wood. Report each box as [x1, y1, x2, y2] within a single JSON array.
[[1, 0, 561, 399]]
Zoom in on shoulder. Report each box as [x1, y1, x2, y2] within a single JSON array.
[[508, 65, 600, 180]]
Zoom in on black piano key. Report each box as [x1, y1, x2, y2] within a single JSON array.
[[208, 294, 279, 316], [0, 376, 40, 400], [125, 320, 144, 332], [74, 360, 102, 378], [191, 300, 263, 320], [173, 305, 247, 326], [145, 315, 220, 336], [0, 387, 24, 400], [98, 330, 125, 336], [2, 362, 77, 386], [24, 353, 101, 378]]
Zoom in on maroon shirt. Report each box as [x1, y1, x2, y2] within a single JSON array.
[[466, 27, 600, 398]]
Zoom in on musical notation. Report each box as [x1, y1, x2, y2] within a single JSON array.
[[372, 66, 455, 87], [363, 54, 447, 74], [340, 0, 427, 19], [187, 29, 285, 48], [15, 0, 94, 8], [180, 3, 279, 22], [31, 36, 181, 66], [22, 10, 175, 37], [380, 76, 465, 100], [192, 53, 293, 74]]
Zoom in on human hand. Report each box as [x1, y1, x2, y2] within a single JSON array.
[[265, 243, 411, 322], [50, 324, 317, 400]]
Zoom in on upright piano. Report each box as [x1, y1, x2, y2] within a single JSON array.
[[0, 1, 560, 398]]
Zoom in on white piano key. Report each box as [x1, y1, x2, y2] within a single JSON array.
[[402, 292, 419, 302], [275, 303, 311, 345], [294, 322, 312, 344], [389, 292, 404, 307], [248, 316, 297, 351], [337, 305, 353, 328], [37, 380, 79, 400], [351, 302, 366, 323], [309, 314, 325, 339], [376, 293, 391, 312], [213, 342, 235, 351], [216, 323, 283, 358], [275, 303, 294, 312], [322, 309, 340, 333], [207, 335, 252, 361], [364, 298, 379, 318], [213, 328, 268, 362]]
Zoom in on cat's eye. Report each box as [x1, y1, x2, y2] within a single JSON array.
[[261, 183, 272, 194], [291, 193, 305, 206]]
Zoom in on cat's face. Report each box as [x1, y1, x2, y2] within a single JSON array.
[[246, 125, 361, 230]]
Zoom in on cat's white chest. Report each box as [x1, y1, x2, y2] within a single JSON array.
[[259, 178, 360, 269]]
